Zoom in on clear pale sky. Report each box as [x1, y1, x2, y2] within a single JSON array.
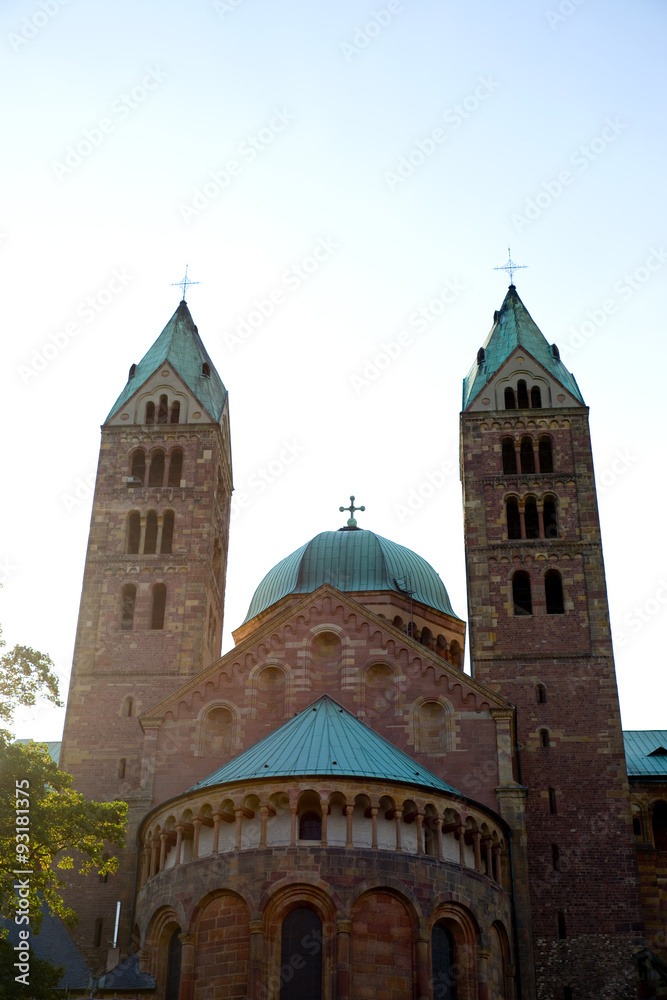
[[2, 0, 665, 740]]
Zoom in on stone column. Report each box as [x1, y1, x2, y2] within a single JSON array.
[[159, 833, 168, 871], [435, 817, 444, 861], [259, 806, 269, 848], [235, 808, 243, 850], [395, 807, 403, 852], [321, 802, 328, 847], [345, 805, 354, 848], [336, 919, 351, 1000], [370, 807, 378, 849], [174, 824, 184, 866], [457, 822, 466, 866], [192, 818, 202, 860], [416, 932, 430, 1000], [248, 919, 264, 1000], [150, 838, 160, 877], [415, 813, 424, 854], [290, 805, 297, 846], [472, 829, 481, 871], [518, 506, 526, 540], [537, 506, 545, 538], [212, 813, 221, 854], [156, 516, 164, 554], [477, 946, 490, 1000], [178, 932, 196, 1000], [141, 845, 151, 886]]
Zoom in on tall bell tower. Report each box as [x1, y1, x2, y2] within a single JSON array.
[[60, 298, 232, 971], [460, 282, 644, 999]]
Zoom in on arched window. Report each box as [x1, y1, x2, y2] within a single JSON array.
[[167, 449, 183, 488], [127, 512, 141, 554], [93, 918, 103, 948], [432, 923, 456, 1000], [545, 569, 565, 614], [202, 362, 211, 378], [557, 911, 567, 939], [128, 363, 136, 380], [531, 385, 542, 408], [543, 496, 558, 538], [417, 701, 448, 753], [121, 585, 136, 631], [144, 511, 158, 554], [169, 401, 180, 424], [157, 394, 168, 424], [520, 436, 535, 473], [145, 401, 155, 424], [536, 683, 547, 704], [540, 728, 550, 748], [524, 496, 539, 539], [280, 909, 322, 1000], [539, 436, 553, 473], [512, 571, 532, 615], [117, 758, 126, 779], [148, 450, 165, 487], [131, 450, 146, 483], [517, 379, 529, 409], [504, 387, 516, 409], [653, 801, 667, 851], [477, 347, 485, 364], [150, 584, 167, 630], [161, 511, 174, 554], [502, 437, 516, 474], [299, 812, 322, 841], [200, 706, 233, 758], [122, 696, 134, 717], [548, 787, 557, 815], [506, 498, 521, 539], [165, 928, 182, 1000], [449, 640, 462, 668]]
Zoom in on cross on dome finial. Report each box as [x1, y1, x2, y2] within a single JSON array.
[[170, 264, 200, 302], [339, 495, 365, 530], [494, 248, 527, 287]]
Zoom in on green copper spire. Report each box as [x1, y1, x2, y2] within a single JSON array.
[[106, 300, 227, 422], [462, 285, 584, 409]]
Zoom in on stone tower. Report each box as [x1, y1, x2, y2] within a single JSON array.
[[59, 299, 232, 971], [460, 283, 644, 999]]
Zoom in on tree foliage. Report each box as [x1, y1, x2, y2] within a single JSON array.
[[0, 733, 127, 931], [0, 624, 63, 726], [0, 938, 64, 999]]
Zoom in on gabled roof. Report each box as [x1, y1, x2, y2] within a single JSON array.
[[624, 731, 667, 777], [244, 529, 459, 623], [106, 300, 227, 422], [462, 285, 584, 409], [98, 952, 156, 991], [192, 694, 462, 797]]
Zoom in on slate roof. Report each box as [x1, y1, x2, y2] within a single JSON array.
[[14, 739, 61, 765], [244, 529, 459, 623], [98, 951, 156, 990], [2, 903, 91, 989], [106, 300, 227, 422], [462, 284, 584, 409], [624, 731, 667, 777], [192, 695, 462, 796]]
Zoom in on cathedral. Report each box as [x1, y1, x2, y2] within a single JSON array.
[[36, 283, 667, 998]]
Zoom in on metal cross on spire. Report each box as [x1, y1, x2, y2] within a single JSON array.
[[170, 264, 200, 301], [339, 495, 365, 529], [494, 248, 527, 286]]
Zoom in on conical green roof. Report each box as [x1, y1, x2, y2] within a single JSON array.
[[244, 529, 459, 623], [106, 300, 227, 422], [462, 285, 584, 409], [192, 695, 461, 796]]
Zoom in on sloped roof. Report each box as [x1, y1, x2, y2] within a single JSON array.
[[624, 731, 667, 777], [2, 903, 91, 989], [244, 529, 459, 623], [462, 285, 584, 409], [99, 951, 156, 991], [192, 695, 462, 796], [15, 738, 61, 765], [106, 300, 227, 422]]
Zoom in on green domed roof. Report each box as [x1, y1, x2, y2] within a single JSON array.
[[244, 529, 459, 623]]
